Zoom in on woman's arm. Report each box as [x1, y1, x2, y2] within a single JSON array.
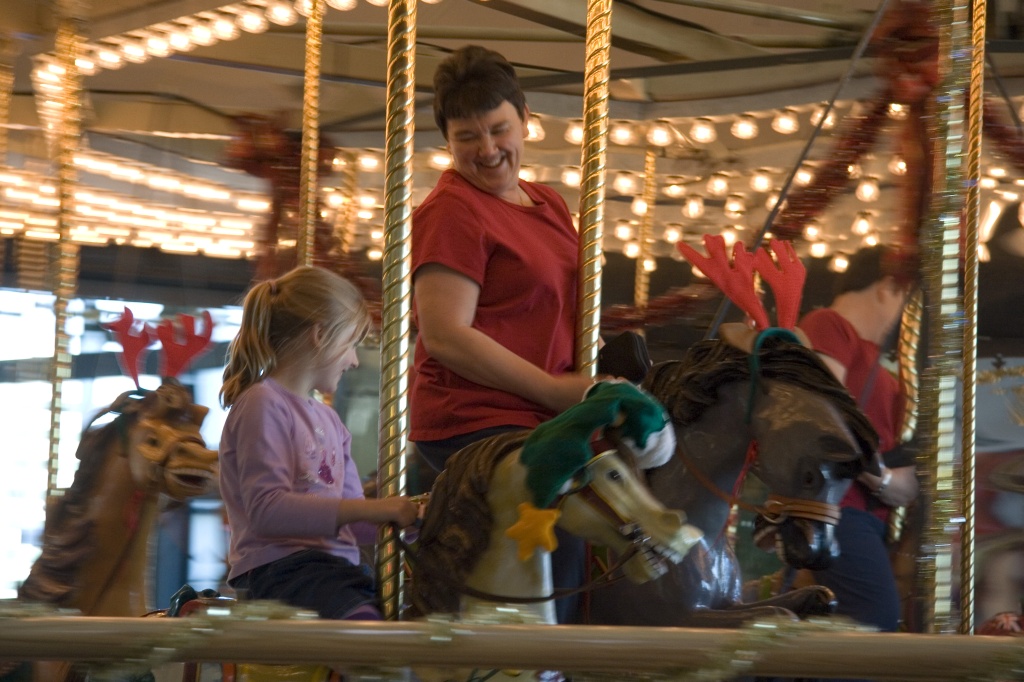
[[858, 462, 918, 508], [415, 264, 592, 414]]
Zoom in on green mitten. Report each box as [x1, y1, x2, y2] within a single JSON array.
[[520, 380, 669, 509]]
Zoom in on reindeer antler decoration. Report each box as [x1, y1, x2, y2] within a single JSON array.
[[102, 309, 151, 390], [104, 309, 215, 388], [677, 235, 808, 344], [152, 311, 214, 379]]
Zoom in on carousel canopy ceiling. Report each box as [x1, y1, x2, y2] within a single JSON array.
[[2, 0, 1024, 344]]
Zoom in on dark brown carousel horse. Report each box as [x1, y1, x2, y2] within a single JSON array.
[[585, 333, 879, 628]]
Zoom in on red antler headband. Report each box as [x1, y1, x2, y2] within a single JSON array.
[[676, 235, 807, 332], [104, 308, 215, 388]]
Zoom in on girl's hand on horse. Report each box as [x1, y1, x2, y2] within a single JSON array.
[[336, 497, 419, 529], [377, 496, 420, 528]]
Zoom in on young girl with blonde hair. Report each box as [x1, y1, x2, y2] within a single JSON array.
[[219, 266, 417, 620]]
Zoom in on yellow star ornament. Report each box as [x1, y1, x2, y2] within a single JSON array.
[[505, 502, 561, 561]]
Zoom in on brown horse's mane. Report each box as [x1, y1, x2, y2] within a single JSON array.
[[18, 391, 146, 606], [406, 429, 530, 619], [645, 337, 879, 458]]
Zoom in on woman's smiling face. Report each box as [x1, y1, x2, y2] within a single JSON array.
[[445, 100, 529, 202]]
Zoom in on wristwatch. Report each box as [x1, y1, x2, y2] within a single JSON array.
[[874, 466, 892, 497]]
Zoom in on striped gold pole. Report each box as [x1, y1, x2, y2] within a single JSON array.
[[959, 0, 986, 636], [334, 151, 359, 255], [298, 0, 326, 267], [633, 147, 657, 327], [889, 288, 922, 545], [576, 0, 613, 376], [376, 0, 416, 621], [47, 1, 85, 498], [918, 0, 969, 633], [0, 36, 15, 166]]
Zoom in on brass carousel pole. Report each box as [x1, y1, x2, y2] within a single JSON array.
[[918, 0, 969, 633], [633, 147, 657, 328], [0, 36, 14, 166], [46, 0, 85, 499], [576, 0, 614, 375], [959, 0, 985, 635], [376, 0, 416, 621], [298, 0, 326, 267], [334, 151, 359, 255]]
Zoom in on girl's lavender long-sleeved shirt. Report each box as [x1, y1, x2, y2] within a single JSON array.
[[219, 378, 370, 580]]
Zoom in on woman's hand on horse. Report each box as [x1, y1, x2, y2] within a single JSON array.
[[550, 373, 611, 414]]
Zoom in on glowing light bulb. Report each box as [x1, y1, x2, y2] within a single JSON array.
[[852, 212, 872, 235], [730, 115, 758, 140], [830, 253, 849, 272], [809, 241, 829, 258], [610, 121, 637, 146], [663, 225, 682, 243], [646, 120, 674, 147], [144, 33, 171, 57], [266, 0, 298, 25], [564, 120, 584, 145], [560, 166, 581, 187], [724, 194, 746, 218], [643, 257, 657, 272], [168, 25, 195, 51], [662, 177, 686, 199], [428, 151, 451, 169], [190, 20, 217, 46], [810, 103, 836, 130], [795, 167, 814, 186], [682, 195, 704, 219], [631, 196, 648, 216], [855, 176, 880, 202], [212, 15, 240, 40], [327, 0, 358, 8], [888, 155, 907, 176], [887, 103, 908, 120], [357, 153, 380, 171], [689, 118, 717, 144], [526, 115, 545, 142], [518, 165, 537, 183], [238, 8, 269, 32], [749, 169, 772, 193], [614, 221, 634, 241], [120, 39, 150, 64], [624, 241, 641, 258], [613, 171, 638, 195], [771, 109, 799, 135], [706, 173, 729, 197]]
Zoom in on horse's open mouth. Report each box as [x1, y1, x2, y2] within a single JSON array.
[[169, 469, 215, 493], [752, 516, 837, 570], [620, 523, 687, 577]]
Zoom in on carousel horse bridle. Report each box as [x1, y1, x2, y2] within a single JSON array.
[[672, 329, 844, 534]]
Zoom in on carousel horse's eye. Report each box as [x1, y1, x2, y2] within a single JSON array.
[[147, 434, 161, 447], [606, 469, 623, 483]]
